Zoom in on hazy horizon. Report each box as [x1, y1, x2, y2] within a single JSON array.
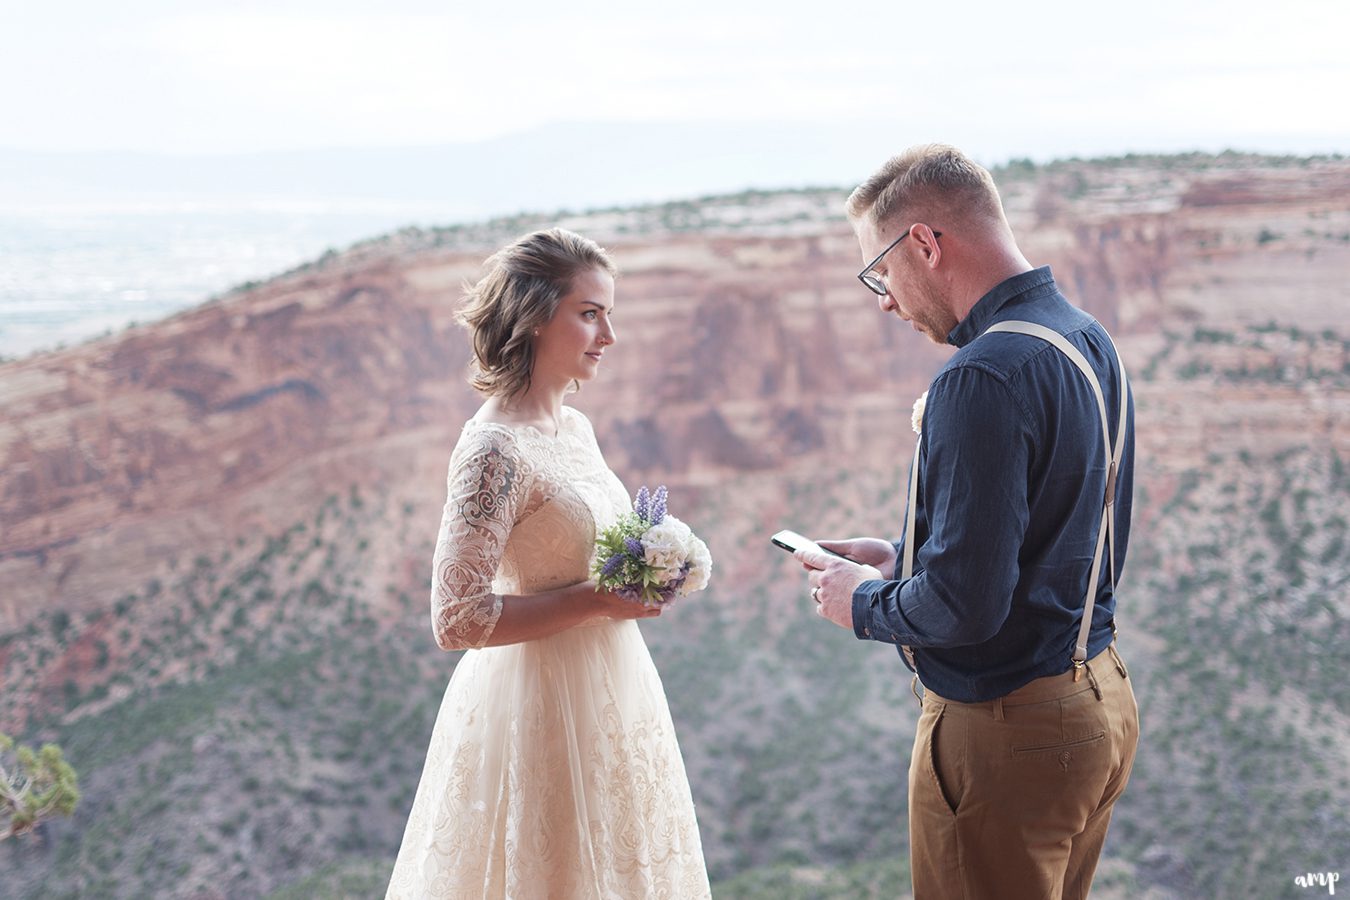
[[4, 121, 1346, 216]]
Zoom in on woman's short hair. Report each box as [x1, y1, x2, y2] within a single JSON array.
[[846, 143, 1005, 230], [457, 227, 615, 398]]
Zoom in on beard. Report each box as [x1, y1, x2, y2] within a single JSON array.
[[905, 281, 958, 346]]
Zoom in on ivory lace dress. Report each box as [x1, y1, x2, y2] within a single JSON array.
[[386, 406, 711, 900]]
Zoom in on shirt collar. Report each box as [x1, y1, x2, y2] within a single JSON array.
[[947, 266, 1056, 348]]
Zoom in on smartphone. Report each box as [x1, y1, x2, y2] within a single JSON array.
[[771, 529, 846, 558]]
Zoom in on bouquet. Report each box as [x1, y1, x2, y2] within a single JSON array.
[[591, 486, 712, 606]]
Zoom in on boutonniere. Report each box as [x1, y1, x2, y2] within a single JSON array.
[[911, 390, 928, 435]]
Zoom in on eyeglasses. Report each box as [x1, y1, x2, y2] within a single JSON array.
[[856, 227, 942, 296]]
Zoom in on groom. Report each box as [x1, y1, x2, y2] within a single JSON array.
[[796, 144, 1139, 900]]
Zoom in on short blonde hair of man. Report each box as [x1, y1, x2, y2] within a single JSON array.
[[457, 228, 616, 399], [846, 143, 1006, 230]]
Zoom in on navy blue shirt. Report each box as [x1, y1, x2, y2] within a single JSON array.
[[851, 267, 1135, 702]]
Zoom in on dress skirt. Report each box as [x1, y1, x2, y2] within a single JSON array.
[[386, 618, 711, 900]]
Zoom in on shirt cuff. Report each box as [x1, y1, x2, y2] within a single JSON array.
[[851, 579, 888, 641]]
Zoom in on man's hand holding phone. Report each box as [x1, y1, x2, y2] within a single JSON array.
[[772, 530, 888, 629], [814, 537, 897, 576]]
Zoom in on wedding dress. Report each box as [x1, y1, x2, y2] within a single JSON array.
[[386, 405, 711, 899]]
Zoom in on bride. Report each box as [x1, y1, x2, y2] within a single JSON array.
[[386, 228, 711, 899]]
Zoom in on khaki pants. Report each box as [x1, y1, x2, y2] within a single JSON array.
[[909, 646, 1139, 900]]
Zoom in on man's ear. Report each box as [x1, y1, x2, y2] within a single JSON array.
[[914, 224, 942, 268]]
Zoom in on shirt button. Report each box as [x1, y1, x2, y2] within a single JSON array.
[[863, 627, 871, 637]]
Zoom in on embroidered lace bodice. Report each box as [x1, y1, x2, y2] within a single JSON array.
[[430, 405, 633, 650]]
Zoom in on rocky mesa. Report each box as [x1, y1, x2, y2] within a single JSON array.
[[2, 153, 1349, 899]]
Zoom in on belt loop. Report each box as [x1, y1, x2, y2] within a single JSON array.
[[1086, 661, 1103, 701], [1109, 643, 1129, 679], [993, 697, 1005, 721]]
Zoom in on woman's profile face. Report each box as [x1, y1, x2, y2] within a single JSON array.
[[531, 267, 617, 386]]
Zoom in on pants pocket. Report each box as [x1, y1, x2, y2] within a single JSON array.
[[1010, 731, 1107, 757], [928, 706, 963, 816]]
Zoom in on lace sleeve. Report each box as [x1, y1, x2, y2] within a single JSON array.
[[429, 428, 526, 651]]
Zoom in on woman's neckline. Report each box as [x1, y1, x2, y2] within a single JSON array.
[[467, 405, 573, 440]]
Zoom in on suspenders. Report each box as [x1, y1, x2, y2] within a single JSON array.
[[899, 320, 1129, 681]]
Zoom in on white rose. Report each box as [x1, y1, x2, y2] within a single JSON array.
[[678, 533, 712, 595], [911, 390, 928, 435], [643, 517, 693, 574]]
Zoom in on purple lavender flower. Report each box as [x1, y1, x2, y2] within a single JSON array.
[[650, 486, 668, 525], [600, 553, 626, 579], [646, 562, 691, 606], [634, 486, 650, 521], [664, 562, 691, 593], [624, 536, 645, 558]]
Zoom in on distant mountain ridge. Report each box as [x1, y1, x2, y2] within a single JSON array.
[[0, 122, 946, 220]]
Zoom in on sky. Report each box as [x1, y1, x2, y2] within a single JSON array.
[[2, 0, 1347, 160]]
